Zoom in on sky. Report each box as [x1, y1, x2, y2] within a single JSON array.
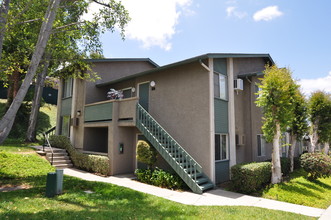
[[93, 0, 331, 96]]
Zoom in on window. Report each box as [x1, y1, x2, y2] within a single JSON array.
[[257, 134, 265, 156], [61, 116, 70, 137], [214, 73, 227, 100], [62, 78, 73, 98], [255, 84, 262, 98], [122, 88, 132, 99], [215, 134, 228, 161]]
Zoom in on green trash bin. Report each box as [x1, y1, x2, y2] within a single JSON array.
[[45, 172, 57, 198]]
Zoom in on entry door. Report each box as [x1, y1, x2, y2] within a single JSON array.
[[139, 82, 149, 111]]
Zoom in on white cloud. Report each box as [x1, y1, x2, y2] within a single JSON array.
[[253, 6, 283, 22], [226, 6, 247, 19], [121, 0, 193, 51], [298, 71, 331, 96]]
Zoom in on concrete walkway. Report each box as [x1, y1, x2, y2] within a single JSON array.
[[62, 168, 329, 218]]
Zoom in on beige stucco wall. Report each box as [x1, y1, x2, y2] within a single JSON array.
[[233, 58, 272, 163], [102, 61, 212, 178], [85, 61, 155, 104], [136, 62, 212, 178]]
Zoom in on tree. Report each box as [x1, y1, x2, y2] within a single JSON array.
[[256, 65, 298, 184], [0, 0, 61, 144], [25, 0, 129, 141], [308, 91, 331, 153], [308, 91, 331, 154], [0, 0, 10, 60], [288, 90, 308, 172], [0, 0, 129, 142]]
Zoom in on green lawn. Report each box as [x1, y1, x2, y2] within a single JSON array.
[[0, 143, 314, 220], [262, 169, 331, 209]]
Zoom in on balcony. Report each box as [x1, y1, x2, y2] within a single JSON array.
[[84, 97, 138, 126]]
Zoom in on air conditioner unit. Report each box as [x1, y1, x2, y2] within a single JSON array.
[[234, 79, 244, 90]]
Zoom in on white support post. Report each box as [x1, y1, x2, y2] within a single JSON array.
[[208, 58, 216, 183], [227, 58, 236, 168]]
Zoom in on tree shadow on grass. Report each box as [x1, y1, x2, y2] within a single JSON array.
[[276, 183, 323, 199], [0, 176, 196, 219]]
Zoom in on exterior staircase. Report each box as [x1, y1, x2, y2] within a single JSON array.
[[44, 147, 73, 168], [136, 104, 214, 194]]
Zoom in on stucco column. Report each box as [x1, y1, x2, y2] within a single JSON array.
[[108, 101, 119, 175], [227, 58, 237, 168], [70, 78, 78, 144], [55, 79, 63, 135], [208, 58, 216, 183]]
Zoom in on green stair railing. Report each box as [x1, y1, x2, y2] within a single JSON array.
[[136, 104, 214, 194]]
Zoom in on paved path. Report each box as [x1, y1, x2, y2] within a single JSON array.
[[62, 168, 329, 218]]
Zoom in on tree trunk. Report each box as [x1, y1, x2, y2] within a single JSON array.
[[324, 143, 330, 155], [310, 123, 318, 153], [26, 54, 50, 142], [0, 0, 61, 144], [288, 134, 297, 172], [271, 123, 282, 184], [0, 0, 10, 60], [6, 66, 21, 106]]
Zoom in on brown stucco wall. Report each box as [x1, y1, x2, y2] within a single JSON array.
[[104, 61, 213, 178], [85, 61, 155, 104], [233, 58, 272, 164]]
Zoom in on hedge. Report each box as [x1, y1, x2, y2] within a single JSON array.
[[135, 168, 185, 190], [300, 153, 331, 180], [49, 135, 110, 176], [231, 162, 271, 194]]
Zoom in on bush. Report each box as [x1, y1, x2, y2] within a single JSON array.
[[280, 157, 291, 176], [136, 140, 157, 168], [231, 162, 271, 194], [49, 135, 110, 175], [294, 157, 301, 170], [135, 168, 184, 190], [300, 153, 331, 180]]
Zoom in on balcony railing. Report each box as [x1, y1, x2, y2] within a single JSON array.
[[84, 97, 138, 123]]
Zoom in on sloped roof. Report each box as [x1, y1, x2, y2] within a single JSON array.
[[96, 53, 274, 87]]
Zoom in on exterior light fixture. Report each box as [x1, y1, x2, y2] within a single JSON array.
[[77, 110, 81, 116], [150, 81, 156, 90], [131, 87, 136, 93]]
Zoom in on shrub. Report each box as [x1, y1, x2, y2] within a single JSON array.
[[294, 157, 301, 170], [49, 135, 110, 175], [300, 153, 331, 180], [231, 162, 271, 194], [136, 140, 157, 168], [135, 168, 184, 190], [280, 157, 291, 176]]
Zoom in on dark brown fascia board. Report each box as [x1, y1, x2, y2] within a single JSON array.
[[96, 53, 274, 88]]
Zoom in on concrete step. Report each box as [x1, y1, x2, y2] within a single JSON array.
[[51, 159, 72, 165], [46, 152, 68, 157], [45, 148, 67, 153], [53, 163, 73, 168]]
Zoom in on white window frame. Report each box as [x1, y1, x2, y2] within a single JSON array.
[[214, 72, 228, 101], [121, 87, 133, 99], [61, 115, 70, 137], [257, 134, 265, 157], [215, 133, 229, 161], [62, 78, 73, 99]]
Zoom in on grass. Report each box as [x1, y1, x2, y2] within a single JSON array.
[[262, 169, 331, 209], [0, 98, 57, 141], [0, 142, 314, 220]]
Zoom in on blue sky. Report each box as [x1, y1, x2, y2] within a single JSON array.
[[97, 0, 331, 95]]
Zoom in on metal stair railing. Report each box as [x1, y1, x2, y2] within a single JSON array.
[[43, 126, 56, 165], [136, 104, 213, 194]]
